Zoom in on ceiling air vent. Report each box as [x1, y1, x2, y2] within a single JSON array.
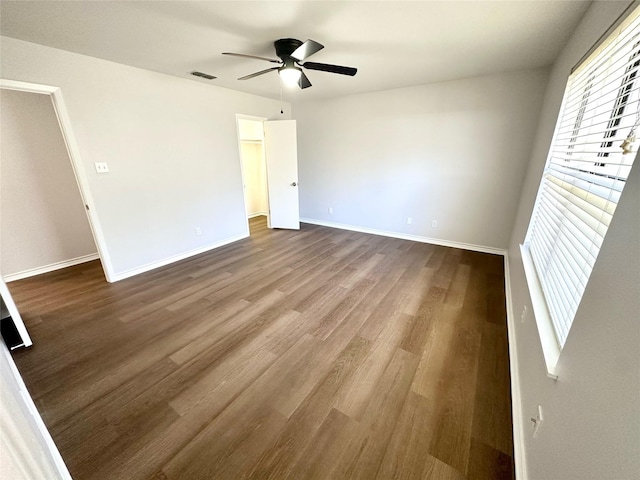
[[190, 71, 217, 80]]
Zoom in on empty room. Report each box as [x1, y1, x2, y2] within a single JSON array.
[[0, 1, 638, 480]]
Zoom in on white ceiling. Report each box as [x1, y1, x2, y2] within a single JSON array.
[[0, 1, 594, 102]]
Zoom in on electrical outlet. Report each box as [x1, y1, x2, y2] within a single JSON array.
[[521, 305, 528, 323], [94, 162, 109, 173], [530, 405, 544, 438], [407, 217, 412, 225], [431, 220, 438, 228], [328, 207, 333, 214], [195, 227, 202, 236]]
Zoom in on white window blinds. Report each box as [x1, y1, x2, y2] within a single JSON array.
[[525, 8, 640, 347]]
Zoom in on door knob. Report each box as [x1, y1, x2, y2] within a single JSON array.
[[291, 182, 297, 187]]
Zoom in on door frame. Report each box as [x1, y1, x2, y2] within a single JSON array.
[[235, 113, 268, 232], [0, 79, 114, 283], [0, 275, 31, 347]]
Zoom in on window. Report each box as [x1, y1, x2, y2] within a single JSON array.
[[598, 40, 640, 161], [523, 6, 640, 365]]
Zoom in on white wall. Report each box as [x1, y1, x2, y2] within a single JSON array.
[[0, 340, 70, 479], [294, 69, 549, 250], [0, 89, 96, 276], [0, 36, 289, 280], [507, 1, 640, 479]]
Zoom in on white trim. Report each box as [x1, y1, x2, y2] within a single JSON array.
[[49, 87, 114, 282], [0, 79, 57, 95], [1, 342, 72, 479], [248, 211, 268, 219], [3, 254, 100, 283], [300, 218, 507, 256], [110, 232, 249, 282], [0, 276, 32, 347], [504, 255, 528, 480], [520, 244, 560, 379], [0, 79, 115, 283]]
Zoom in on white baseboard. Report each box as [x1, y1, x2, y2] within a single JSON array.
[[3, 253, 100, 282], [110, 232, 250, 282], [248, 211, 267, 219], [300, 218, 507, 256], [504, 255, 527, 480]]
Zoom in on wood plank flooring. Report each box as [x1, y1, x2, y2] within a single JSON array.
[[9, 216, 514, 479]]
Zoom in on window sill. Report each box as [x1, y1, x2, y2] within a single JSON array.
[[520, 244, 560, 380]]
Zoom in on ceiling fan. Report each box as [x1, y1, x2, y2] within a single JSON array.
[[222, 38, 357, 89]]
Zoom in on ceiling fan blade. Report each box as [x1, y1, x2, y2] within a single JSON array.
[[298, 71, 312, 89], [290, 39, 324, 61], [222, 52, 280, 63], [238, 67, 279, 80], [302, 62, 357, 76]]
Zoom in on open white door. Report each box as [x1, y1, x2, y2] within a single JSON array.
[[264, 120, 300, 230]]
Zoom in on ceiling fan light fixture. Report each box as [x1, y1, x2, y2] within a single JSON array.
[[279, 66, 302, 87], [226, 38, 356, 90]]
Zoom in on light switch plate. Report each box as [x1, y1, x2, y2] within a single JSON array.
[[95, 162, 109, 173]]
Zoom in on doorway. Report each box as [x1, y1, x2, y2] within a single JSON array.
[[1, 88, 98, 281], [236, 115, 301, 234], [0, 80, 112, 283], [236, 116, 269, 231], [0, 80, 113, 347]]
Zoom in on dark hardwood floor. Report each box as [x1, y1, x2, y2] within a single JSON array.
[[9, 216, 514, 479]]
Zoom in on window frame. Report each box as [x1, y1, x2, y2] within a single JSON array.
[[521, 5, 640, 377]]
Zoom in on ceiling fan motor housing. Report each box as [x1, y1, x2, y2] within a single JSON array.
[[274, 38, 303, 60]]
